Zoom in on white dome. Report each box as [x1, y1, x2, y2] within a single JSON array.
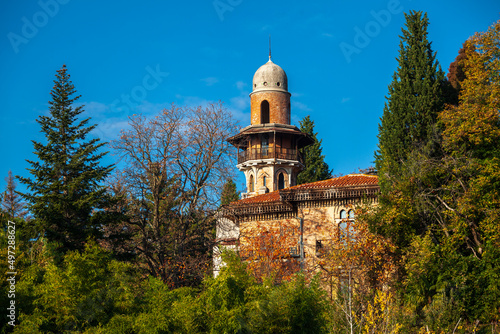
[[252, 59, 288, 93]]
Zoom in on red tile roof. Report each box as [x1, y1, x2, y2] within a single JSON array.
[[233, 190, 281, 205], [232, 174, 378, 206], [288, 173, 378, 190]]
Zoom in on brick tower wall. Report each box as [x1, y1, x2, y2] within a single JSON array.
[[250, 91, 291, 125]]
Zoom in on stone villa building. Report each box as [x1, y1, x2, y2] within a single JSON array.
[[214, 56, 379, 277]]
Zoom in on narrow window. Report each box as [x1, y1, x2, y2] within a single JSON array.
[[263, 175, 267, 188], [278, 172, 285, 190], [262, 134, 269, 157], [340, 210, 347, 219], [339, 221, 347, 242], [249, 174, 254, 192], [348, 209, 355, 219], [261, 100, 270, 124]]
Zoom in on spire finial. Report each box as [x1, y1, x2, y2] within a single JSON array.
[[269, 34, 272, 61]]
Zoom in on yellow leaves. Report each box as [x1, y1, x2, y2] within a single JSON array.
[[361, 289, 402, 334], [440, 19, 500, 153], [323, 209, 397, 293]]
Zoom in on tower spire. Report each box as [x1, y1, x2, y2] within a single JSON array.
[[269, 34, 272, 61]]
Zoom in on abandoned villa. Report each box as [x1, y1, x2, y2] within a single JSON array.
[[214, 55, 380, 278]]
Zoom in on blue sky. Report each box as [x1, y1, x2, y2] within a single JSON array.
[[1, 0, 499, 194]]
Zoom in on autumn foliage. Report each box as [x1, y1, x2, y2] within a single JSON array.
[[239, 219, 301, 284], [3, 13, 500, 334], [370, 18, 500, 332], [319, 208, 399, 334], [440, 22, 500, 156]]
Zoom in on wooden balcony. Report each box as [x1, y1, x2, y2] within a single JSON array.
[[237, 147, 302, 164]]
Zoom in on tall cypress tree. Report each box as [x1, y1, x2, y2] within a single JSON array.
[[297, 115, 332, 185], [19, 65, 115, 252], [375, 11, 446, 192]]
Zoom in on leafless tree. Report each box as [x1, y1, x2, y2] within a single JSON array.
[[107, 102, 238, 287]]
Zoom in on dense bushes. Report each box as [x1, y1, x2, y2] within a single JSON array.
[[3, 245, 328, 334]]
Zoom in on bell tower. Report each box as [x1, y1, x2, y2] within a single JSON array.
[[228, 56, 313, 198]]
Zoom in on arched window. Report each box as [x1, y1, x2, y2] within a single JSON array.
[[261, 100, 270, 124], [249, 174, 254, 192], [339, 209, 356, 242], [278, 172, 285, 190], [263, 175, 267, 188]]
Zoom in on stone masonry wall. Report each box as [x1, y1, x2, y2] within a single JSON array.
[[238, 201, 353, 273]]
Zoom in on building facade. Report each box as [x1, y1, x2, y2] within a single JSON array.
[[214, 57, 379, 278]]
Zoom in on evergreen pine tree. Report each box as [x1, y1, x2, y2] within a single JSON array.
[[18, 65, 115, 252], [297, 115, 332, 185], [2, 170, 26, 219], [375, 11, 446, 192], [220, 178, 239, 206]]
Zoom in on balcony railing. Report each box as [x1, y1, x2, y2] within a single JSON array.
[[237, 147, 302, 164]]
